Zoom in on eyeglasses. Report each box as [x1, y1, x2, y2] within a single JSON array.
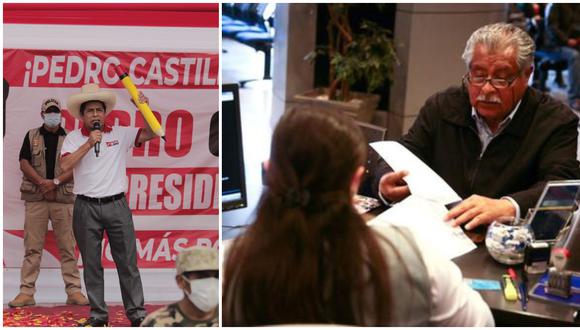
[[463, 73, 519, 89]]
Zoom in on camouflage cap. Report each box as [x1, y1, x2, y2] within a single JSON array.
[[176, 246, 218, 275]]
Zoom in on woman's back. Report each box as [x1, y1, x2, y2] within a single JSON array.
[[222, 107, 493, 326], [369, 225, 431, 326], [369, 223, 494, 326]]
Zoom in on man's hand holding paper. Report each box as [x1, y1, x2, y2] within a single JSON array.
[[371, 141, 461, 205], [378, 170, 410, 203], [372, 141, 517, 233], [370, 141, 477, 258]]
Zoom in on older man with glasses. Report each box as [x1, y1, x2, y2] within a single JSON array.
[[376, 23, 580, 241]]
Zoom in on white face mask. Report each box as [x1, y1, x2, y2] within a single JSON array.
[[182, 276, 219, 312], [43, 113, 61, 127]]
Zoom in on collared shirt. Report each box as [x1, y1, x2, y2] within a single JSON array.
[[471, 100, 524, 220], [470, 99, 522, 157], [19, 125, 67, 179], [61, 125, 142, 198]]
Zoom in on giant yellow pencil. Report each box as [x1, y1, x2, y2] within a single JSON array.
[[115, 65, 165, 139]]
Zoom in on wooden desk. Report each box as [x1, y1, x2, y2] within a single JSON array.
[[453, 246, 579, 326]]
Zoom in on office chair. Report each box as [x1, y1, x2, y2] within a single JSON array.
[[222, 3, 276, 87]]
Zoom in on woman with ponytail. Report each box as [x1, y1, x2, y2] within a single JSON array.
[[222, 107, 493, 326]]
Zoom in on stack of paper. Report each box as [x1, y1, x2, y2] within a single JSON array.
[[368, 141, 476, 259]]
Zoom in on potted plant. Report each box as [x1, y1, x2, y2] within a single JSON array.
[[295, 4, 398, 122]]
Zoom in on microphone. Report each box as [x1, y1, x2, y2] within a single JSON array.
[[92, 122, 101, 157]]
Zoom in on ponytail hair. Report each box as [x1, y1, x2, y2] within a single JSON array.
[[223, 107, 394, 325]]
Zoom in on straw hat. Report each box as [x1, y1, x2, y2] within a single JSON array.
[[67, 83, 116, 119]]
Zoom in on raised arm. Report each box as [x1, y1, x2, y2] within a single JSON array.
[[131, 92, 159, 145], [137, 124, 156, 144]]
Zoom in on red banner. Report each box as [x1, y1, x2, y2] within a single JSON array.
[[127, 167, 219, 216], [3, 49, 218, 89], [3, 3, 219, 28], [4, 49, 218, 269], [5, 230, 218, 269]]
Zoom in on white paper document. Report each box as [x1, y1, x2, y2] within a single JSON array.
[[370, 141, 461, 205], [368, 195, 476, 260], [368, 141, 475, 259]]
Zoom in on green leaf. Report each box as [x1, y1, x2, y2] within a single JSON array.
[[312, 5, 400, 95]]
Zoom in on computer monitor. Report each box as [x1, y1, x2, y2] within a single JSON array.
[[528, 180, 580, 242], [222, 83, 248, 211], [357, 121, 387, 143], [355, 121, 387, 197]]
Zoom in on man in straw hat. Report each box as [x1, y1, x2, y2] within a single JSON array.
[[60, 83, 158, 327], [141, 246, 219, 327], [9, 97, 89, 308]]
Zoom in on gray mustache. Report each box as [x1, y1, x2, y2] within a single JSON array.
[[476, 95, 501, 103]]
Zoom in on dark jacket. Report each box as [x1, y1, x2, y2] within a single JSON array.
[[545, 4, 580, 49], [375, 85, 580, 216]]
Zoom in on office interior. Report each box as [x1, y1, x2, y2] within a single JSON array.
[[222, 3, 580, 326]]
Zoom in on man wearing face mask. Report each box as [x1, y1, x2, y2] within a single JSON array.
[[9, 98, 89, 308], [141, 246, 219, 327]]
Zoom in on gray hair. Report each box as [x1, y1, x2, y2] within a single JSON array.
[[462, 23, 535, 71]]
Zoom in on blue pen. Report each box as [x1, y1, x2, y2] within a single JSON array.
[[519, 280, 528, 311]]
